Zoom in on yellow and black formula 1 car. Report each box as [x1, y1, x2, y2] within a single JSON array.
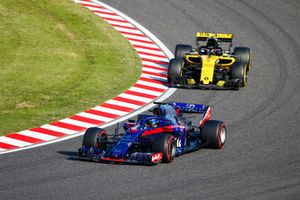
[[167, 32, 251, 90]]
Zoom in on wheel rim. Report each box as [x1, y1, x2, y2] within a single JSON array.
[[168, 140, 176, 159], [220, 127, 226, 144], [171, 142, 176, 157], [243, 66, 248, 85], [97, 132, 107, 149]]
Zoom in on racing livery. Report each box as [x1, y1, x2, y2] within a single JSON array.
[[168, 32, 251, 89], [78, 102, 227, 165]]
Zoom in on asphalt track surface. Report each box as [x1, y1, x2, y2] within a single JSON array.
[[1, 0, 300, 199]]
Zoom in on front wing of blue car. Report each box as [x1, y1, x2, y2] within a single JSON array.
[[78, 147, 163, 165]]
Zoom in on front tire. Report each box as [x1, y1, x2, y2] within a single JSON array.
[[202, 120, 226, 149], [152, 134, 177, 163], [231, 61, 247, 88], [168, 58, 183, 84], [233, 47, 251, 72], [175, 44, 192, 60], [82, 127, 107, 150]]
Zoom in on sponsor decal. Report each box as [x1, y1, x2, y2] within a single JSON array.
[[177, 138, 181, 147], [151, 152, 162, 163]]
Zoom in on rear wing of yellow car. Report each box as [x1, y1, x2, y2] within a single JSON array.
[[196, 32, 233, 43], [196, 32, 233, 51]]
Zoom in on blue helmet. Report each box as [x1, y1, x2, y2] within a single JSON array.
[[145, 118, 159, 128]]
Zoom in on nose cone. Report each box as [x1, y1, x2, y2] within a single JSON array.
[[110, 142, 131, 158], [200, 55, 218, 84]]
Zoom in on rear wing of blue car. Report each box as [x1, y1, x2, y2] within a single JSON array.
[[154, 102, 210, 114]]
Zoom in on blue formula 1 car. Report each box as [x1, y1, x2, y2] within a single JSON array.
[[78, 102, 227, 165]]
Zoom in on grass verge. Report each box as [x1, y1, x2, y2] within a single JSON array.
[[0, 0, 141, 135]]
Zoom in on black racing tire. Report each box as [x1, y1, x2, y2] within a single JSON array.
[[202, 120, 226, 149], [175, 44, 192, 59], [82, 127, 107, 150], [167, 58, 183, 84], [152, 134, 177, 163], [233, 47, 251, 72], [231, 61, 247, 87]]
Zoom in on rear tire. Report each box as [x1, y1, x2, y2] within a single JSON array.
[[231, 61, 247, 87], [175, 44, 192, 59], [168, 58, 183, 84], [82, 127, 107, 150], [202, 120, 226, 149], [152, 134, 176, 163], [233, 47, 251, 72]]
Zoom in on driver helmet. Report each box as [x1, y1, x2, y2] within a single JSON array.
[[206, 37, 219, 49], [145, 118, 159, 128]]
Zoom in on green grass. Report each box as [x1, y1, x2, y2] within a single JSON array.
[[0, 0, 141, 135]]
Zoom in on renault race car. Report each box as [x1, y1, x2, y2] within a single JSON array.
[[78, 102, 227, 165], [168, 32, 251, 89]]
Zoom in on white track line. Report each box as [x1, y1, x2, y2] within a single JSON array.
[[106, 99, 142, 109], [77, 112, 114, 122], [136, 48, 166, 56], [136, 80, 168, 89], [93, 106, 128, 116], [128, 40, 158, 48], [122, 34, 153, 42], [142, 60, 168, 68], [138, 54, 169, 62], [59, 118, 96, 128], [0, 137, 31, 147], [88, 7, 114, 14], [140, 74, 167, 82], [75, 0, 101, 7], [40, 124, 78, 135], [113, 27, 142, 34], [118, 93, 153, 103], [19, 130, 57, 141], [94, 12, 124, 20], [105, 20, 136, 28], [128, 86, 164, 96], [142, 67, 167, 75]]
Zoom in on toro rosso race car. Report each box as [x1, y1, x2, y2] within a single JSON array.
[[168, 32, 251, 89], [78, 102, 227, 165]]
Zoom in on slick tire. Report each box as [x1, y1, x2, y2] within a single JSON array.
[[231, 61, 247, 88], [168, 58, 183, 84], [202, 120, 226, 149], [175, 44, 193, 60], [233, 47, 251, 72], [82, 127, 107, 150], [152, 134, 177, 163]]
